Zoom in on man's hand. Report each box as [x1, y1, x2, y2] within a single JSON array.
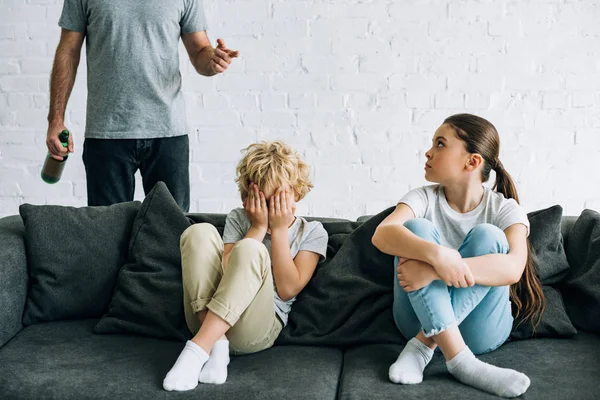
[[431, 246, 475, 288], [244, 183, 269, 232], [210, 39, 239, 74], [46, 122, 73, 161], [269, 188, 296, 231], [397, 258, 438, 292]]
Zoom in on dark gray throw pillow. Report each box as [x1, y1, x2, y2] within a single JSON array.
[[94, 182, 191, 340], [509, 205, 575, 339], [19, 201, 141, 325], [510, 286, 577, 340], [559, 209, 600, 333], [527, 205, 570, 285]]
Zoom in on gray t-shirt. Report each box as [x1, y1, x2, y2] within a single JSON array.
[[58, 0, 207, 139], [399, 185, 530, 250], [222, 208, 329, 326]]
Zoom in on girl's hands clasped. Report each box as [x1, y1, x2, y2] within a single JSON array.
[[432, 246, 475, 288]]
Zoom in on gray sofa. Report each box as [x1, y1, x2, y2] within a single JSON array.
[[1, 209, 599, 400]]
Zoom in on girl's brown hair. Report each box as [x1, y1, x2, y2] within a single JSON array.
[[444, 113, 545, 328]]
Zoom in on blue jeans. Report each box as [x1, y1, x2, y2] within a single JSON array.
[[393, 218, 513, 355]]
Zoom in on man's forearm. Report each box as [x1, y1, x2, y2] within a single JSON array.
[[48, 46, 80, 124], [192, 45, 217, 77], [270, 228, 300, 300]]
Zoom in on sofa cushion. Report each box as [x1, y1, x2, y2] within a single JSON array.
[[527, 205, 570, 285], [560, 209, 600, 333], [94, 182, 191, 340], [510, 286, 577, 340], [277, 207, 400, 347], [0, 319, 342, 400], [18, 201, 141, 325], [0, 216, 28, 348], [337, 333, 600, 400], [509, 206, 576, 339]]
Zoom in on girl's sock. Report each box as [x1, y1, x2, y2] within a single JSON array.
[[446, 346, 530, 398], [389, 337, 434, 384]]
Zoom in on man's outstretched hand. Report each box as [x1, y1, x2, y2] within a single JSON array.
[[210, 38, 239, 74]]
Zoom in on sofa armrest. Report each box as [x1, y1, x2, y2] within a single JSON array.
[[0, 215, 28, 348]]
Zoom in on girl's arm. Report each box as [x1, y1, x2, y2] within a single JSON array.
[[372, 204, 440, 265], [463, 223, 528, 286], [271, 229, 320, 301]]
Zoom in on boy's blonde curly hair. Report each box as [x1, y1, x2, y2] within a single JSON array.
[[235, 140, 313, 202]]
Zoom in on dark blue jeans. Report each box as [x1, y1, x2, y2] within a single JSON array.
[[82, 135, 190, 212]]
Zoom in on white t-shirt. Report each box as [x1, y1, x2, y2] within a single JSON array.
[[398, 185, 529, 250], [221, 208, 328, 326]]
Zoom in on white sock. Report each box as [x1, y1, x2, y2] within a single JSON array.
[[389, 337, 435, 384], [446, 347, 530, 398], [163, 341, 209, 391], [199, 339, 230, 384]]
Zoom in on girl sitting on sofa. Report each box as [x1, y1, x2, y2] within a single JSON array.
[[372, 113, 545, 398]]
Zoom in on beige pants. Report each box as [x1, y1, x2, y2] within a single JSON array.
[[180, 223, 283, 355]]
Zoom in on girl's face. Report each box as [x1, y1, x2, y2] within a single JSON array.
[[424, 124, 472, 185]]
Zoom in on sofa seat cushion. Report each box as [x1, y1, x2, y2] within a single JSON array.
[[338, 333, 600, 400], [0, 320, 342, 400]]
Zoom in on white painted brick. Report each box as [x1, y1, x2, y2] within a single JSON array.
[[389, 2, 446, 22], [572, 92, 597, 108], [20, 58, 53, 74], [0, 60, 20, 74], [272, 74, 328, 91], [317, 93, 344, 110], [488, 17, 523, 37], [542, 93, 568, 110], [391, 74, 445, 92], [465, 93, 491, 109], [330, 74, 387, 92], [228, 93, 259, 111], [575, 128, 600, 148], [347, 93, 376, 111], [297, 111, 350, 130], [435, 92, 464, 109], [289, 93, 315, 109], [302, 54, 357, 74], [246, 55, 302, 73], [259, 93, 287, 110], [310, 18, 368, 39], [242, 111, 296, 129], [0, 0, 597, 219], [216, 73, 270, 92], [0, 75, 45, 92]]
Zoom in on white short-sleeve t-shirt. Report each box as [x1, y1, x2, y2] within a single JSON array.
[[399, 185, 529, 249]]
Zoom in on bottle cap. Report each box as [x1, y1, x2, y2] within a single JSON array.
[[58, 130, 69, 148]]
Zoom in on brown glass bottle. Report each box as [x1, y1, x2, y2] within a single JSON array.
[[41, 130, 70, 184]]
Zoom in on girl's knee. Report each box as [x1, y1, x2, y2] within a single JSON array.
[[463, 224, 509, 255], [403, 218, 436, 239]]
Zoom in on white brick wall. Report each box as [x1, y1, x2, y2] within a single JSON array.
[[1, 0, 599, 219]]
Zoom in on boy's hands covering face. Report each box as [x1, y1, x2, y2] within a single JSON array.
[[244, 184, 296, 231], [244, 183, 269, 230], [269, 188, 296, 231]]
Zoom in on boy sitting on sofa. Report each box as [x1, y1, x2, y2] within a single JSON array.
[[164, 140, 329, 391]]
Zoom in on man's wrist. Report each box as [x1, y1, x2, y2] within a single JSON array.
[[48, 116, 64, 126]]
